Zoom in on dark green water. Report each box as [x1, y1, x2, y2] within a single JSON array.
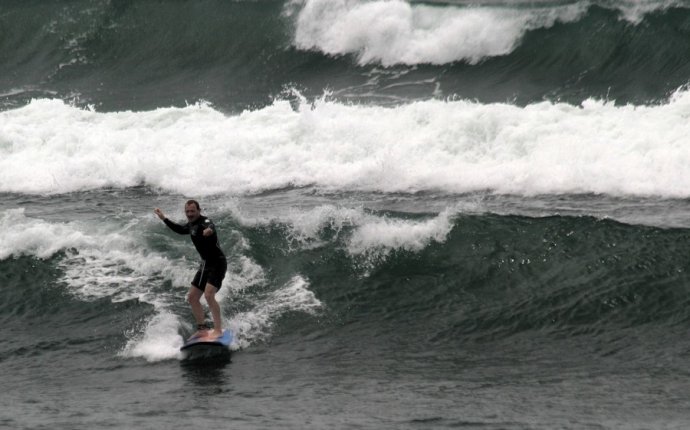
[[3, 0, 690, 111], [4, 0, 690, 428], [4, 189, 690, 428]]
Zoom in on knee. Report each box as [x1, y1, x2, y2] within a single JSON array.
[[204, 290, 216, 304], [187, 291, 200, 304], [204, 288, 216, 303]]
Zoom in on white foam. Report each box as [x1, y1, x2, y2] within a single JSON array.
[[255, 203, 454, 253], [6, 92, 690, 198], [0, 210, 187, 302], [228, 275, 322, 350], [0, 207, 324, 361], [347, 208, 455, 255], [119, 311, 185, 362], [291, 0, 586, 65], [0, 208, 92, 259], [234, 204, 456, 274], [0, 209, 197, 361], [268, 205, 364, 249], [290, 0, 687, 65], [605, 0, 687, 23], [58, 247, 187, 303], [116, 250, 270, 362], [120, 256, 275, 362]]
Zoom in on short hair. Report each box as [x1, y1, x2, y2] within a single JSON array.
[[185, 199, 200, 210]]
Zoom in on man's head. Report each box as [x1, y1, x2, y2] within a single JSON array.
[[185, 199, 201, 222]]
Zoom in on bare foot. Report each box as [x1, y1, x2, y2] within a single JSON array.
[[209, 329, 223, 338]]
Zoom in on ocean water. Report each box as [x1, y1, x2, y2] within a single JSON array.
[[4, 0, 690, 428]]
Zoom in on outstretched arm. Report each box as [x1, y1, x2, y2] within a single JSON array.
[[154, 208, 189, 234]]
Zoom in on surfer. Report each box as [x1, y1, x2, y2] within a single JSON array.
[[154, 200, 227, 339]]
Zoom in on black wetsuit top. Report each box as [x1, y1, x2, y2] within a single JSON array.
[[164, 215, 225, 263]]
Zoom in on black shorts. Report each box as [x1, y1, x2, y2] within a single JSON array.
[[191, 258, 227, 291]]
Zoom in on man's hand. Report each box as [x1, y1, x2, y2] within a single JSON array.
[[203, 227, 213, 237], [154, 208, 166, 220]]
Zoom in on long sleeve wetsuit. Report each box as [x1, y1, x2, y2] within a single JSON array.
[[163, 216, 225, 263]]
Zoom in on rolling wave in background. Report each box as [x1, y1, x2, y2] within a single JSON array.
[[3, 91, 690, 197], [3, 0, 690, 109], [292, 0, 589, 65]]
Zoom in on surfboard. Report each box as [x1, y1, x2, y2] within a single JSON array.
[[180, 329, 233, 359]]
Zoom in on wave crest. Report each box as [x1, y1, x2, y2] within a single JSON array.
[[293, 0, 587, 65]]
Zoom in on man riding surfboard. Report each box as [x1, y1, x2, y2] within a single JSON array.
[[154, 200, 227, 339]]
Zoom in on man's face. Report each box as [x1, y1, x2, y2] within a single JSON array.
[[185, 204, 200, 222]]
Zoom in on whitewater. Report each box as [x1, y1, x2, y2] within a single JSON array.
[[291, 0, 688, 65], [3, 91, 690, 197]]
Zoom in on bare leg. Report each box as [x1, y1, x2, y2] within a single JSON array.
[[204, 283, 223, 337], [187, 286, 206, 335]]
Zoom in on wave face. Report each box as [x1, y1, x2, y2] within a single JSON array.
[[3, 0, 690, 109], [4, 199, 690, 363], [4, 93, 690, 198]]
